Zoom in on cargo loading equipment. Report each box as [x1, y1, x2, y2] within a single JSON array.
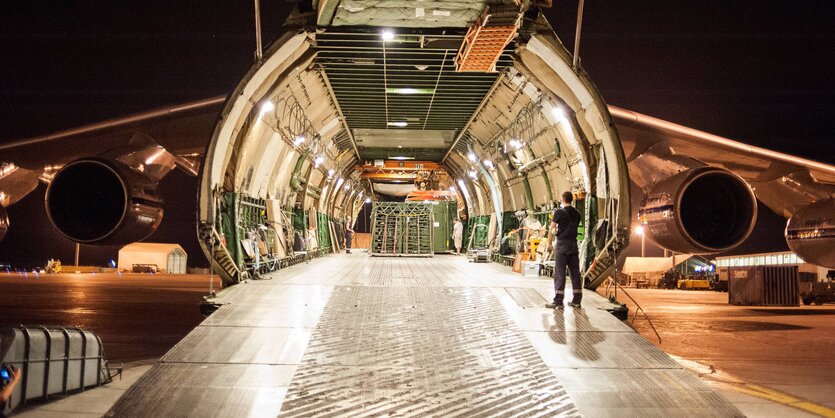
[[467, 223, 490, 263], [0, 326, 117, 415]]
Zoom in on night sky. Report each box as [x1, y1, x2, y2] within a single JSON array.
[[1, 1, 833, 267]]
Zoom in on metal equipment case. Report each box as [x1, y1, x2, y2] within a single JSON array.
[[0, 326, 114, 415]]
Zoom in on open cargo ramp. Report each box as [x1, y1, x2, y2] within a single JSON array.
[[107, 255, 742, 417]]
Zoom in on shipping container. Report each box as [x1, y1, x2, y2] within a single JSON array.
[[431, 201, 456, 253], [728, 265, 799, 306]]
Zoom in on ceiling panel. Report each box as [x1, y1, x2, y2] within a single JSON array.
[[314, 30, 513, 160]]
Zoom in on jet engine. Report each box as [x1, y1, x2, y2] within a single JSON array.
[[45, 159, 164, 245], [786, 198, 835, 269], [0, 205, 8, 242], [638, 167, 757, 254]]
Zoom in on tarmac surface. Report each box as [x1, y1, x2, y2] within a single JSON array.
[[0, 272, 220, 362], [2, 267, 833, 416], [620, 288, 835, 413]]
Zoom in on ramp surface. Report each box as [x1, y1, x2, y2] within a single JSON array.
[[107, 255, 742, 417]]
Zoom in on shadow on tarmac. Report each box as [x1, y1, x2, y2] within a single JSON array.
[[748, 308, 835, 316]]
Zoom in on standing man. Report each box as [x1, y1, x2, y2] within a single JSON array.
[[546, 191, 583, 308], [345, 217, 354, 254], [452, 218, 464, 255]]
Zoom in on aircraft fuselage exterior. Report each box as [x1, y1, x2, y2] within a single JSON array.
[[1, 1, 834, 277], [197, 6, 633, 287]]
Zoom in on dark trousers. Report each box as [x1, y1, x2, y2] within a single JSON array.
[[553, 249, 582, 304], [345, 233, 352, 252]]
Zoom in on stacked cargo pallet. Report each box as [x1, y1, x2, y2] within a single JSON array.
[[371, 202, 434, 257]]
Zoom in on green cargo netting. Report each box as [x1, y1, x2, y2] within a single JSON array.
[[580, 196, 597, 272], [292, 207, 306, 232], [501, 211, 520, 235], [500, 211, 521, 254], [220, 193, 241, 267], [317, 212, 332, 252], [467, 215, 491, 249], [220, 193, 268, 270]]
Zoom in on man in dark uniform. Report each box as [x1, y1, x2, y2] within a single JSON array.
[[546, 191, 583, 308]]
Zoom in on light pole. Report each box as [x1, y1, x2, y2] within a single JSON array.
[[635, 225, 645, 258]]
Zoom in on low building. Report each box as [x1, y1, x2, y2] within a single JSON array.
[[117, 243, 187, 274], [714, 251, 831, 282], [621, 254, 712, 287]]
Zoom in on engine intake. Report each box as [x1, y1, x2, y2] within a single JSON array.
[[45, 159, 164, 245], [786, 198, 835, 269], [639, 167, 757, 254]]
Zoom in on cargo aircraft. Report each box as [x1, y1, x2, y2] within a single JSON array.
[[2, 1, 835, 415], [2, 1, 832, 284]]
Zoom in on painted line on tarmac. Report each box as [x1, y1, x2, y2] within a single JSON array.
[[712, 381, 835, 418], [672, 356, 835, 418]]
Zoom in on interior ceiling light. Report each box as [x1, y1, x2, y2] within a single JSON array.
[[397, 145, 403, 149], [260, 100, 275, 115], [365, 197, 372, 203], [552, 106, 566, 120], [314, 156, 325, 167], [448, 186, 456, 192], [386, 121, 408, 127], [467, 152, 477, 162], [484, 159, 494, 169], [293, 135, 305, 146], [508, 139, 523, 150], [381, 30, 395, 41], [415, 65, 429, 71], [468, 169, 478, 179], [328, 169, 335, 177], [386, 88, 434, 95], [389, 156, 415, 160]]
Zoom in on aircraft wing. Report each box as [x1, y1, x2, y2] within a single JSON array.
[[0, 96, 225, 206], [4, 96, 832, 217], [0, 96, 224, 168], [610, 105, 835, 219]]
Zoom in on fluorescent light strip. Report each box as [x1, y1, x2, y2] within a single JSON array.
[[386, 88, 435, 95]]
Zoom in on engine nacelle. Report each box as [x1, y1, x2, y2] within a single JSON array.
[[786, 198, 835, 269], [639, 167, 757, 254], [45, 159, 164, 245], [0, 205, 8, 242]]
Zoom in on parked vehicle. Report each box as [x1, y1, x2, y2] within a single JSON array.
[[801, 272, 835, 305]]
